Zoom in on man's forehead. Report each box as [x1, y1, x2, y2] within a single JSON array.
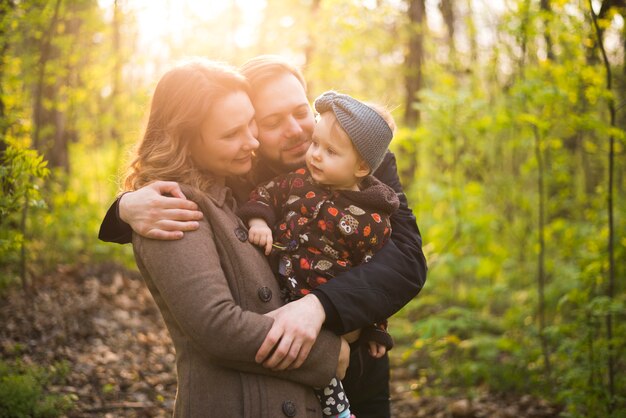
[[252, 74, 309, 117]]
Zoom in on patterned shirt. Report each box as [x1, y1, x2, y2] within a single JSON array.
[[238, 168, 399, 348]]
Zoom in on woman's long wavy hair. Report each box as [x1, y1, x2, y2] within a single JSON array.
[[124, 59, 249, 192]]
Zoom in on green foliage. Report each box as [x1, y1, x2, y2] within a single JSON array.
[[0, 139, 49, 289], [0, 360, 74, 418], [28, 142, 136, 271], [0, 0, 138, 283], [391, 1, 625, 415]]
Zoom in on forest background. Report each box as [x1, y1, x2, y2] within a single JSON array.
[[0, 0, 625, 417]]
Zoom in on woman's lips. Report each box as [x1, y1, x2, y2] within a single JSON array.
[[234, 154, 252, 163]]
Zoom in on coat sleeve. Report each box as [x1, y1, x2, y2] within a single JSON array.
[[98, 195, 133, 244], [311, 151, 427, 334], [236, 183, 281, 227], [133, 219, 341, 388], [237, 171, 300, 227]]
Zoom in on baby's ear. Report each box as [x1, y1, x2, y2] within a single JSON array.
[[354, 159, 371, 179]]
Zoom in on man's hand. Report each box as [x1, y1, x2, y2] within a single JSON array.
[[119, 181, 204, 240], [342, 328, 361, 344], [247, 218, 273, 255], [367, 341, 387, 359], [255, 294, 326, 371]]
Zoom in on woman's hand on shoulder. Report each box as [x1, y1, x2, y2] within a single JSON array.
[[120, 181, 204, 240]]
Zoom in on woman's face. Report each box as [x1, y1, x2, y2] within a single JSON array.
[[191, 90, 259, 177]]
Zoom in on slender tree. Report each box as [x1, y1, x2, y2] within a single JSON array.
[[32, 0, 62, 159], [21, 0, 62, 291], [439, 0, 456, 65], [403, 0, 425, 127], [540, 0, 555, 61], [586, 0, 625, 64], [533, 125, 552, 379], [465, 0, 478, 67], [0, 0, 15, 155], [111, 0, 122, 145], [518, 0, 532, 76], [589, 0, 617, 411]]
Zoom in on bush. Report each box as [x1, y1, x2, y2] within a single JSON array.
[[0, 140, 49, 290], [0, 360, 74, 418]]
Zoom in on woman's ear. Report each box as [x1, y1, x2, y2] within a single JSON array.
[[354, 159, 371, 179]]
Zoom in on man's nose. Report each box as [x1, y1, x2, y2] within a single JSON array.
[[284, 115, 303, 137]]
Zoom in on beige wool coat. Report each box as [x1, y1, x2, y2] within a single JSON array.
[[132, 183, 342, 418]]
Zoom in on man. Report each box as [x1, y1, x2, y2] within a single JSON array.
[[99, 55, 427, 418]]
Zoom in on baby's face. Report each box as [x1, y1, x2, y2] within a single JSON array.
[[305, 113, 370, 190]]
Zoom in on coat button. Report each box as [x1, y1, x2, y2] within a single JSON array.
[[234, 227, 248, 242], [282, 400, 297, 417], [257, 286, 272, 303]]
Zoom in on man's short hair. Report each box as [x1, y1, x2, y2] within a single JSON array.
[[239, 55, 307, 97]]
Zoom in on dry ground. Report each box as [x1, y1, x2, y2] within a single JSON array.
[[0, 266, 560, 418]]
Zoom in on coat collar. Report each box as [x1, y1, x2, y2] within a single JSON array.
[[180, 181, 234, 210]]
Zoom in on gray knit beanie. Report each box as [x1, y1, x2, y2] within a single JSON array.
[[314, 91, 392, 172]]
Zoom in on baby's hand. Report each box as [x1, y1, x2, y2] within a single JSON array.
[[248, 218, 273, 255], [368, 341, 387, 359]]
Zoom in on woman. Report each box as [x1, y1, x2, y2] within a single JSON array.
[[125, 59, 348, 417]]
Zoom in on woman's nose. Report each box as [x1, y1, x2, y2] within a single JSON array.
[[243, 130, 259, 151]]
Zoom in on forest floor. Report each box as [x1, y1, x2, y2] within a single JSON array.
[[0, 265, 562, 418]]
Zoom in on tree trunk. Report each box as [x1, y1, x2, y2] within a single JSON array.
[[32, 0, 63, 166], [466, 0, 478, 67], [532, 125, 552, 380], [589, 0, 617, 411], [0, 0, 15, 196], [439, 0, 455, 66], [0, 0, 15, 154], [540, 0, 555, 61], [403, 0, 426, 127], [518, 0, 531, 77], [586, 0, 625, 64], [111, 0, 122, 145]]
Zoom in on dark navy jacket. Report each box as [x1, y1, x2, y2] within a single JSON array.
[[98, 151, 427, 334]]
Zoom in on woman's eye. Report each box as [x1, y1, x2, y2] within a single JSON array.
[[327, 148, 335, 155]]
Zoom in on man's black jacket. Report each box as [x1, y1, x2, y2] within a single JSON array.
[[98, 151, 427, 334]]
